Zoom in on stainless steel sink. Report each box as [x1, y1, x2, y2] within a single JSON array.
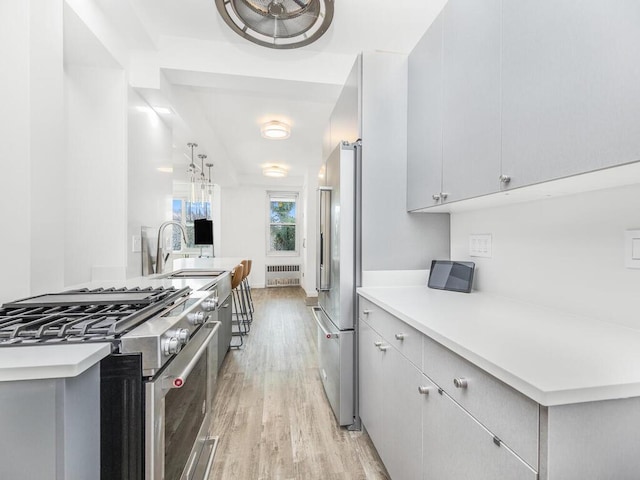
[[157, 269, 225, 279]]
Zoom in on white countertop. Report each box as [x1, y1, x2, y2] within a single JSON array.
[[171, 257, 245, 272], [358, 286, 640, 407], [0, 343, 111, 382]]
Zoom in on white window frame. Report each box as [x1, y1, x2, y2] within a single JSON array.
[[266, 191, 299, 256]]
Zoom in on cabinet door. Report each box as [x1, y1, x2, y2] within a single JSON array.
[[423, 384, 537, 480], [441, 0, 502, 202], [407, 11, 444, 210], [359, 319, 384, 450], [384, 346, 424, 480], [502, 0, 640, 188]]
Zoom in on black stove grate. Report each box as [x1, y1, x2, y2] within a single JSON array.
[[0, 286, 190, 346]]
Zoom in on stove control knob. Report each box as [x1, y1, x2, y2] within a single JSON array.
[[188, 311, 206, 325], [162, 337, 181, 356], [202, 298, 218, 312], [176, 328, 191, 345]]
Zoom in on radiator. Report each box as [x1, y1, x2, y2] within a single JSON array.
[[265, 264, 301, 287]]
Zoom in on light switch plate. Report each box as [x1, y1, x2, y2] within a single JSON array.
[[470, 234, 492, 258], [625, 230, 640, 268], [132, 235, 141, 253]]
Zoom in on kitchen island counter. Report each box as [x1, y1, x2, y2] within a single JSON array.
[[0, 343, 111, 382], [358, 286, 640, 406]]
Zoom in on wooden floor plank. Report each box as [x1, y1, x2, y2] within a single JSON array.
[[209, 287, 389, 479]]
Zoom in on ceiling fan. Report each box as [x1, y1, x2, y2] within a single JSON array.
[[215, 0, 334, 49]]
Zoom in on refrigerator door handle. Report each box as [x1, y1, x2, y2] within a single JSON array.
[[317, 186, 332, 291], [311, 307, 339, 339]]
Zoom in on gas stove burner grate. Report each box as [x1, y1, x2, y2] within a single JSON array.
[[0, 286, 190, 345], [2, 286, 188, 308]]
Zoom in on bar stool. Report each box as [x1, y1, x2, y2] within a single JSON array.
[[239, 259, 253, 326], [244, 259, 255, 315], [230, 263, 247, 348]]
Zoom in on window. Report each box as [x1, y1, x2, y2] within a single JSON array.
[[267, 193, 298, 255], [172, 199, 211, 250]]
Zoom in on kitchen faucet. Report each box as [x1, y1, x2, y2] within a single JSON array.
[[155, 221, 188, 274]]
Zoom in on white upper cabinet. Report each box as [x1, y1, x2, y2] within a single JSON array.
[[408, 0, 640, 209], [441, 0, 502, 202], [502, 0, 640, 188], [407, 11, 444, 211]]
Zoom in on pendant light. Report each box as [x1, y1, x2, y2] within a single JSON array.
[[198, 154, 207, 204], [187, 142, 198, 204], [206, 162, 214, 218]]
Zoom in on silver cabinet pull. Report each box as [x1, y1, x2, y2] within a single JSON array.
[[440, 192, 449, 200], [499, 174, 511, 184], [432, 193, 441, 201], [417, 386, 430, 395], [395, 333, 406, 341], [378, 345, 389, 352], [453, 377, 469, 389], [362, 309, 372, 315], [374, 341, 383, 347]]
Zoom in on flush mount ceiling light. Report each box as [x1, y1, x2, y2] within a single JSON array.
[[261, 120, 291, 139], [215, 0, 334, 50], [263, 165, 287, 178]]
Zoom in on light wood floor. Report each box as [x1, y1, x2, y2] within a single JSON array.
[[209, 287, 389, 480]]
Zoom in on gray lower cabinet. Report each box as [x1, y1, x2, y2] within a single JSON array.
[[360, 317, 423, 480], [360, 306, 532, 480], [360, 297, 537, 479], [359, 318, 385, 450], [217, 293, 232, 371], [360, 294, 640, 479], [0, 364, 101, 480], [421, 375, 536, 480], [384, 346, 423, 480]]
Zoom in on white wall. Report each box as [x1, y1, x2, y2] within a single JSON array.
[[126, 88, 174, 278], [361, 52, 450, 272], [0, 0, 66, 304], [302, 171, 319, 298], [450, 183, 640, 329], [220, 185, 304, 288], [65, 65, 128, 285]]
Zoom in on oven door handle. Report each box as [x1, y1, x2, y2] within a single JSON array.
[[166, 322, 220, 389]]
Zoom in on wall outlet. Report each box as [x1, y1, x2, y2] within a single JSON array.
[[132, 235, 141, 253], [469, 234, 492, 258]]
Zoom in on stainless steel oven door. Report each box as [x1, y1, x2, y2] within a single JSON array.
[[146, 320, 220, 480]]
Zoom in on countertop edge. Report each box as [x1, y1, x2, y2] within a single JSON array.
[[0, 343, 112, 382]]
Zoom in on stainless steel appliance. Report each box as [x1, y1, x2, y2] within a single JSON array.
[[313, 141, 361, 427], [0, 280, 230, 480]]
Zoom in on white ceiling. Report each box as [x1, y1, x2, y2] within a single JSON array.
[[81, 0, 448, 187]]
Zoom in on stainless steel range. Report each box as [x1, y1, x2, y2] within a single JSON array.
[[0, 283, 227, 480]]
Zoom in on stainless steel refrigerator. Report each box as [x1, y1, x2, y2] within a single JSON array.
[[312, 141, 361, 427]]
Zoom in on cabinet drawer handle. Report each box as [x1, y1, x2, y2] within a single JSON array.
[[440, 192, 448, 200], [453, 377, 468, 389], [378, 345, 389, 352], [499, 174, 511, 184], [374, 341, 383, 347], [362, 309, 372, 315], [417, 386, 430, 395], [394, 333, 406, 341], [432, 193, 441, 201]]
